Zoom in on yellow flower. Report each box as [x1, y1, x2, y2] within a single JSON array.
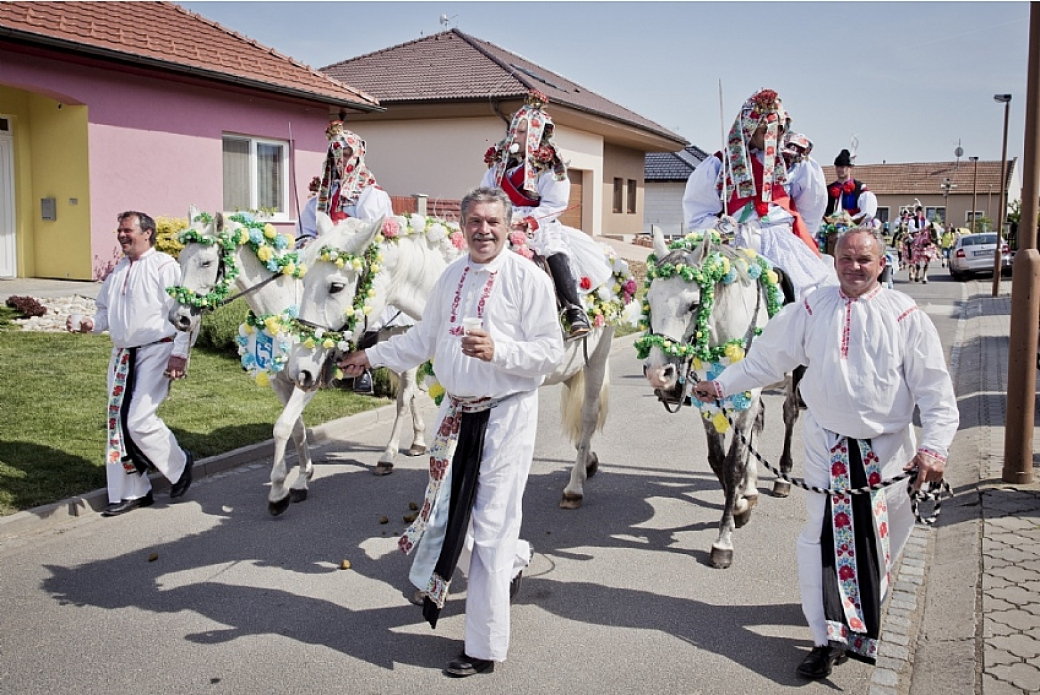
[[351, 259, 362, 270], [712, 412, 730, 433], [692, 358, 702, 370], [335, 258, 345, 268], [237, 230, 249, 245], [257, 246, 274, 262], [370, 264, 381, 274], [363, 305, 373, 315], [743, 248, 757, 258], [766, 270, 779, 285], [322, 338, 336, 349], [303, 337, 316, 350], [297, 264, 307, 275], [282, 263, 296, 276], [255, 371, 269, 387], [724, 343, 745, 362], [428, 383, 445, 401], [366, 289, 375, 298], [263, 224, 277, 239], [263, 316, 281, 334], [243, 323, 254, 335], [720, 257, 731, 275]]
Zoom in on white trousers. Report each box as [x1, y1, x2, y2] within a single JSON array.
[[796, 412, 916, 646], [104, 342, 187, 503], [450, 389, 538, 662]]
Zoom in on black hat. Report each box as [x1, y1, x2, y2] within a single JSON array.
[[834, 149, 853, 167]]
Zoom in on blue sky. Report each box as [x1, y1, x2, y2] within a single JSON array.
[[180, 2, 1030, 166]]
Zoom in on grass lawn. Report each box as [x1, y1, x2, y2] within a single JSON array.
[[0, 329, 390, 516]]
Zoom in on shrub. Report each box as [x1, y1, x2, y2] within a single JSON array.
[[156, 216, 189, 259], [195, 298, 250, 356], [5, 295, 47, 318]]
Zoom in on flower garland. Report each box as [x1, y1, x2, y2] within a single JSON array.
[[419, 360, 444, 406], [166, 212, 306, 310], [633, 230, 783, 363], [313, 242, 383, 342], [580, 245, 638, 328], [235, 306, 356, 384], [691, 356, 755, 433]]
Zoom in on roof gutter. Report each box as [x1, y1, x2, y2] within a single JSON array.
[[0, 28, 384, 113]]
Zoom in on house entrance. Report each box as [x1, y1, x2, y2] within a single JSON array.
[[0, 116, 15, 278]]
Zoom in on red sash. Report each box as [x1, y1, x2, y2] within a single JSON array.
[[718, 152, 820, 257], [501, 166, 540, 208]]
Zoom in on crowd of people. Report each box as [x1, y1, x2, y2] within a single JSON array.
[[69, 87, 957, 682]]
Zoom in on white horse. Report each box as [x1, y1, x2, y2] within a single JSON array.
[[642, 228, 800, 568], [168, 210, 425, 515], [286, 215, 612, 507]]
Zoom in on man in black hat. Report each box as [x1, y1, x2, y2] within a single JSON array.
[[825, 149, 877, 224]]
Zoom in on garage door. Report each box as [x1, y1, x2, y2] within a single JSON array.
[[560, 169, 583, 231]]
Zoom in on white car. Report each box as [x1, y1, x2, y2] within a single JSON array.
[[948, 233, 1012, 281]]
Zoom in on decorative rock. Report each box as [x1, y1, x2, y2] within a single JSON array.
[[13, 295, 98, 333]]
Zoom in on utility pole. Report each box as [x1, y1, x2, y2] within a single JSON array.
[[970, 156, 980, 232], [993, 93, 1012, 296]]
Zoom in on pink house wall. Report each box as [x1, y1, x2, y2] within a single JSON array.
[[1, 50, 331, 267]]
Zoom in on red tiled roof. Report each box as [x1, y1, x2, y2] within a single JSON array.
[[322, 29, 685, 146], [0, 2, 380, 110], [821, 159, 1016, 197]]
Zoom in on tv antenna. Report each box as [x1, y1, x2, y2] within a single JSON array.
[[955, 139, 964, 166], [850, 135, 859, 160], [439, 14, 458, 29]]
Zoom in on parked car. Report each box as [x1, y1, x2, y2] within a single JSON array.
[[948, 233, 1012, 280]]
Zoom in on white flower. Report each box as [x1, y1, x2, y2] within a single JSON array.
[[409, 214, 426, 233], [597, 286, 611, 302], [337, 340, 350, 352], [622, 300, 643, 327], [314, 328, 325, 340], [427, 223, 448, 241]]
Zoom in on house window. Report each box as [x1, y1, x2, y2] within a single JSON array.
[[222, 135, 288, 219], [966, 210, 985, 224], [627, 179, 637, 214], [926, 206, 946, 223], [876, 207, 889, 224], [613, 178, 623, 214]]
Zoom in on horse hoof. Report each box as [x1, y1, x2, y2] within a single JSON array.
[[268, 495, 291, 517], [289, 488, 308, 504], [304, 468, 315, 481], [405, 445, 426, 457], [710, 547, 734, 569], [744, 495, 759, 510], [734, 509, 752, 528], [586, 452, 599, 479], [772, 480, 791, 498], [560, 493, 583, 510], [373, 463, 394, 476]]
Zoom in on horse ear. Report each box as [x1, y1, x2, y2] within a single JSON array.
[[188, 204, 199, 222], [699, 226, 714, 258], [215, 212, 224, 234], [315, 211, 334, 237], [652, 226, 669, 258], [352, 215, 384, 252]]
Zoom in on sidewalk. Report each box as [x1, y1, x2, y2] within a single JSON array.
[[909, 291, 1040, 695]]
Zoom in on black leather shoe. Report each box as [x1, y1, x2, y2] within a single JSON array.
[[353, 369, 374, 394], [796, 645, 848, 679], [445, 653, 495, 677], [564, 306, 590, 339], [170, 450, 194, 499], [509, 570, 523, 603], [101, 491, 154, 517]]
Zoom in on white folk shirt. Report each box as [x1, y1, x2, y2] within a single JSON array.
[[93, 248, 190, 358], [366, 249, 564, 398], [714, 284, 958, 460], [785, 156, 829, 236]]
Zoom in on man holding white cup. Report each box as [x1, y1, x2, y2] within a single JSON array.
[[67, 211, 194, 517], [338, 187, 563, 677]]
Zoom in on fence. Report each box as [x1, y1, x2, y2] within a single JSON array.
[[389, 195, 462, 222]]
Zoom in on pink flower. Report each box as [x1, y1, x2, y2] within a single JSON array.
[[518, 247, 534, 260], [450, 231, 467, 250], [580, 276, 592, 290], [382, 218, 400, 238], [593, 314, 605, 328], [509, 232, 527, 247]]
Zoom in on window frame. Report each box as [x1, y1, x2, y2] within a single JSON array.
[[626, 178, 637, 214], [222, 133, 291, 222], [612, 177, 624, 214]]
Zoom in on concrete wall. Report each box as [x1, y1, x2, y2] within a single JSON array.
[[0, 48, 331, 279], [602, 143, 645, 235]]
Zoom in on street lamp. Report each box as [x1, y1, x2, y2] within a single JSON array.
[[992, 93, 1012, 296], [970, 156, 980, 232], [940, 177, 956, 222]]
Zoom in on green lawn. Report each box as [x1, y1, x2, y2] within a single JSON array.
[[0, 330, 389, 516]]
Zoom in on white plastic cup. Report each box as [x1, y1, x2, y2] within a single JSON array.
[[462, 316, 482, 335], [69, 313, 83, 332]]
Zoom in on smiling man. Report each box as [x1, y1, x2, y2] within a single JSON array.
[[337, 187, 564, 677], [691, 227, 958, 679], [66, 211, 195, 516]]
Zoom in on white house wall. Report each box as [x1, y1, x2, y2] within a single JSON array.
[[347, 116, 607, 237], [644, 181, 687, 236]]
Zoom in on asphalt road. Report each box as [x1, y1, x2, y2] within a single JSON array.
[[0, 265, 969, 695]]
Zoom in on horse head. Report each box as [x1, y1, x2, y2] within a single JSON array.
[[640, 228, 770, 398], [169, 206, 225, 332], [286, 215, 385, 391]]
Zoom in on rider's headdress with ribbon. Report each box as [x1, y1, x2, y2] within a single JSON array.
[[717, 88, 790, 204], [782, 131, 813, 164], [317, 121, 378, 216], [487, 90, 566, 196]]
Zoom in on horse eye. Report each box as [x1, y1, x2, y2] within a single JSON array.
[[200, 260, 212, 268], [329, 282, 346, 294]]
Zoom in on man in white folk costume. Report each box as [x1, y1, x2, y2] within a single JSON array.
[[481, 91, 612, 339], [692, 227, 958, 679], [67, 211, 195, 516], [337, 187, 564, 677], [297, 120, 405, 392], [683, 88, 833, 298]]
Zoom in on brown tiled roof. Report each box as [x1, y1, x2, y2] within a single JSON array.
[[821, 159, 1016, 197], [0, 2, 380, 110], [322, 29, 685, 145]]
